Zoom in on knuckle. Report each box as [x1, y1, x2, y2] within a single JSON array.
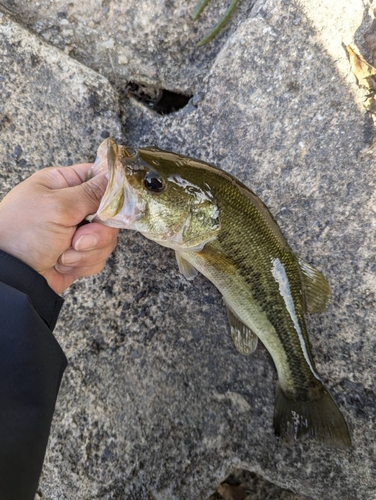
[[41, 192, 64, 223], [94, 227, 118, 250], [82, 179, 106, 204]]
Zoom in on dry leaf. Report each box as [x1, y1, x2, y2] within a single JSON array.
[[346, 45, 376, 116], [346, 45, 376, 91], [346, 17, 376, 145], [217, 482, 249, 500]]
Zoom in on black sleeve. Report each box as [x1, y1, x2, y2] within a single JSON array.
[[0, 250, 67, 500]]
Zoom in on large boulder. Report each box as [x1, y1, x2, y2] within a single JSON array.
[[1, 0, 376, 498], [0, 0, 252, 92]]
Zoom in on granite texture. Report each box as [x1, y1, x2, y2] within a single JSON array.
[[1, 0, 376, 499], [0, 13, 122, 180], [0, 0, 256, 93]]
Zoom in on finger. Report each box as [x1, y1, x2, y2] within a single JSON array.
[[41, 268, 76, 295], [65, 164, 100, 184], [59, 173, 110, 223], [35, 164, 94, 189], [77, 261, 109, 277], [55, 260, 107, 278], [72, 222, 119, 251], [58, 242, 117, 268]]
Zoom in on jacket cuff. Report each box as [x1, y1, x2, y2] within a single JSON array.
[[0, 250, 64, 330]]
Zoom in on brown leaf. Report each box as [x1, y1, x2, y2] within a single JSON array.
[[217, 482, 248, 500], [346, 45, 376, 91]]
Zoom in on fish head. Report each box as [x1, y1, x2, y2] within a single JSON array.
[[89, 139, 220, 251]]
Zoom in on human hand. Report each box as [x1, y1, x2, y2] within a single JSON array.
[[0, 164, 118, 294]]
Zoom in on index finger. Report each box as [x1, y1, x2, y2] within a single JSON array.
[[36, 163, 95, 189], [56, 163, 95, 185], [72, 222, 119, 251]]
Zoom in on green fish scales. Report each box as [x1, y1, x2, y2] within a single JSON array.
[[89, 139, 351, 448], [177, 170, 323, 395]]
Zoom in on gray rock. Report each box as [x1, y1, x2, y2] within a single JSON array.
[[0, 14, 122, 183], [0, 0, 254, 92], [1, 0, 376, 499]]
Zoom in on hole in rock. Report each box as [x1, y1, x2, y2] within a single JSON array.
[[123, 82, 193, 115], [207, 468, 302, 500]]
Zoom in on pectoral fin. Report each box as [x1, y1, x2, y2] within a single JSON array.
[[298, 258, 331, 313], [225, 303, 258, 355], [175, 252, 199, 281]]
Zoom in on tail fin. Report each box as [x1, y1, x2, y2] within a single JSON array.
[[274, 382, 351, 449]]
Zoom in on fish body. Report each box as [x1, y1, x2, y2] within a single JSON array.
[[89, 138, 351, 448]]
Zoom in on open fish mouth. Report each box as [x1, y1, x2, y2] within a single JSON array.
[[87, 139, 145, 229]]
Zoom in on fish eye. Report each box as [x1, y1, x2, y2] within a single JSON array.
[[144, 172, 165, 193]]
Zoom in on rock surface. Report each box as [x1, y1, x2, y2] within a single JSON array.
[[1, 0, 376, 499], [0, 0, 254, 93]]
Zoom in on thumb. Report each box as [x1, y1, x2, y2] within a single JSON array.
[[62, 172, 109, 223]]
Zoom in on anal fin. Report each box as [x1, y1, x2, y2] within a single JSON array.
[[175, 252, 199, 281], [298, 258, 331, 313], [225, 303, 258, 355]]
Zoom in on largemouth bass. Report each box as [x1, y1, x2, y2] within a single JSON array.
[[89, 138, 351, 448]]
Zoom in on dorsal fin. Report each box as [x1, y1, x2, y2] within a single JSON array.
[[225, 303, 258, 355], [175, 252, 199, 281], [298, 258, 331, 313]]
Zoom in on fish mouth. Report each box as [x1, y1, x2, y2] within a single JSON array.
[[89, 139, 145, 229]]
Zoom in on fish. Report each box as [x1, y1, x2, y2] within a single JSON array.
[[88, 138, 351, 448]]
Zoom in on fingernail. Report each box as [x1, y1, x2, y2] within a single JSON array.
[[61, 250, 80, 266], [74, 234, 99, 251]]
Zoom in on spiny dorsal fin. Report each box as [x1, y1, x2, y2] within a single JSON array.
[[175, 252, 199, 281], [298, 258, 331, 313], [225, 303, 258, 355]]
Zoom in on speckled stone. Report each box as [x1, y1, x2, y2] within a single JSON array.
[[0, 0, 255, 93], [1, 0, 376, 499], [0, 14, 122, 187]]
